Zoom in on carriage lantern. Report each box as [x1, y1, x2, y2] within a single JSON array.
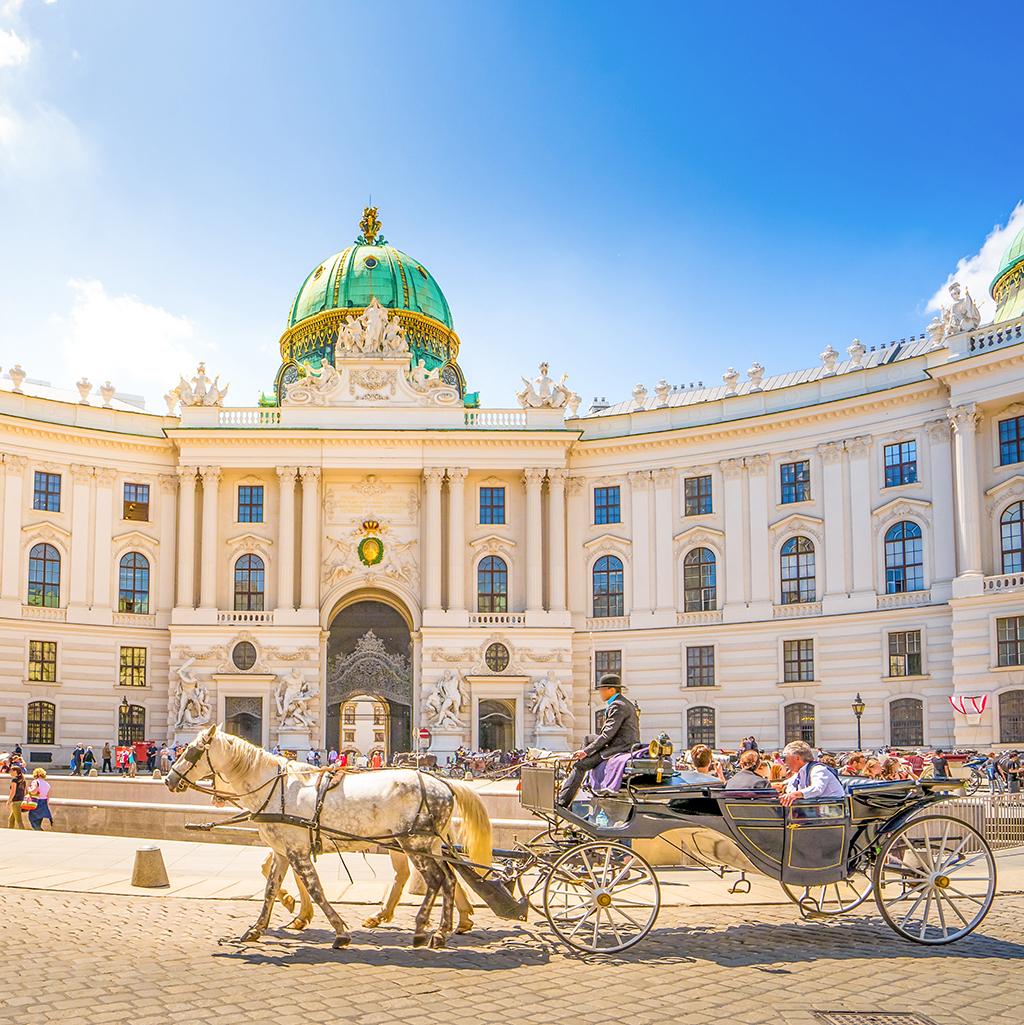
[[851, 693, 866, 750]]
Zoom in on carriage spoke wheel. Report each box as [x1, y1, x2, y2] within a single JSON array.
[[781, 872, 873, 916], [872, 813, 996, 945], [543, 841, 660, 953]]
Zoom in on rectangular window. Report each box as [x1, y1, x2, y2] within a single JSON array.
[[479, 486, 506, 525], [344, 731, 355, 744], [33, 471, 61, 512], [28, 640, 57, 683], [238, 485, 264, 523], [780, 460, 811, 504], [119, 646, 147, 687], [888, 630, 922, 677], [594, 649, 622, 686], [594, 485, 621, 525], [884, 441, 918, 487], [686, 645, 715, 687], [123, 482, 150, 521], [997, 616, 1024, 667], [684, 474, 713, 516], [999, 416, 1024, 466], [783, 639, 814, 682]]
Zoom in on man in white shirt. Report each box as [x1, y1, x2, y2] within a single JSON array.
[[777, 741, 846, 806]]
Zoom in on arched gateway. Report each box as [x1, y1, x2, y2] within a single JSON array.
[[325, 599, 413, 757]]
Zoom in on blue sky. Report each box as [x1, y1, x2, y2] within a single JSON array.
[[1, 0, 1022, 410]]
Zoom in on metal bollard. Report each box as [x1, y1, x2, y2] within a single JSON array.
[[131, 845, 170, 888]]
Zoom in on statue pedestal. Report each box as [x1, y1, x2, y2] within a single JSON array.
[[277, 726, 314, 756], [428, 727, 465, 760], [533, 724, 572, 753], [173, 727, 204, 748]]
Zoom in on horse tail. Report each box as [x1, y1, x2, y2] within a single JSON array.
[[448, 781, 493, 874]]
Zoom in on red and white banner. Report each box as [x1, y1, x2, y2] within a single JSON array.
[[949, 694, 988, 716]]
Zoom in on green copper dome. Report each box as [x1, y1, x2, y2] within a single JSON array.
[[991, 225, 1024, 324], [287, 209, 452, 330]]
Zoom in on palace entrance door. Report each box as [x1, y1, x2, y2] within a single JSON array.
[[326, 600, 413, 759]]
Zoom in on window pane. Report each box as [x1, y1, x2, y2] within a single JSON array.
[[233, 554, 265, 611], [28, 543, 61, 608], [118, 552, 150, 614], [686, 645, 715, 687], [781, 461, 810, 503], [119, 646, 147, 687], [998, 616, 1024, 667], [687, 706, 715, 747], [123, 482, 150, 521], [783, 639, 814, 682], [594, 649, 622, 685], [780, 537, 815, 604], [1000, 690, 1024, 744], [683, 548, 717, 611], [784, 702, 815, 745], [480, 487, 506, 525], [684, 475, 713, 516], [27, 701, 55, 745], [33, 471, 61, 512], [890, 698, 924, 747], [477, 555, 508, 613], [1000, 416, 1024, 466], [592, 556, 624, 617], [594, 486, 621, 525], [28, 640, 57, 683], [238, 485, 264, 524]]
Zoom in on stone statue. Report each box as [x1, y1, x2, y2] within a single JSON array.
[[170, 362, 229, 408], [337, 298, 409, 356], [174, 658, 212, 729], [944, 282, 982, 336], [423, 669, 466, 729], [275, 669, 317, 729], [529, 671, 574, 728], [283, 359, 343, 405], [516, 362, 572, 409], [408, 358, 442, 391]]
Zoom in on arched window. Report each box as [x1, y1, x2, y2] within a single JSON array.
[[780, 536, 815, 604], [477, 555, 508, 613], [884, 520, 924, 593], [592, 555, 624, 618], [118, 552, 150, 614], [784, 702, 815, 746], [27, 543, 61, 608], [890, 698, 924, 747], [27, 700, 55, 745], [233, 554, 265, 611], [686, 706, 716, 748], [1001, 502, 1024, 574], [118, 703, 146, 744], [683, 548, 717, 612], [1000, 690, 1024, 744]]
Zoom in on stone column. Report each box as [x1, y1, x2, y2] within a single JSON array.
[[524, 468, 545, 612], [423, 468, 444, 611], [746, 455, 772, 609], [652, 468, 675, 613], [565, 476, 587, 615], [548, 469, 568, 612], [69, 464, 94, 609], [157, 474, 178, 612], [949, 404, 983, 583], [446, 467, 468, 611], [847, 436, 874, 601], [0, 455, 27, 602], [720, 457, 747, 618], [176, 466, 197, 608], [198, 466, 222, 610], [628, 470, 653, 615], [818, 441, 847, 608], [276, 466, 297, 611], [92, 467, 116, 609], [299, 466, 321, 610], [926, 419, 957, 591]]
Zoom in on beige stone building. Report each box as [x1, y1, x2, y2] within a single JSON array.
[[3, 212, 1024, 765]]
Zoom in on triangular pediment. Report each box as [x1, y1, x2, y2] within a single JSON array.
[[112, 528, 157, 548], [226, 531, 273, 552], [673, 525, 725, 551], [986, 474, 1024, 500], [468, 533, 517, 550], [871, 496, 932, 520], [582, 532, 632, 551], [768, 512, 824, 536], [22, 520, 71, 542]]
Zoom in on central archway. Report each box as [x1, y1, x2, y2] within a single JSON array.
[[325, 599, 413, 757]]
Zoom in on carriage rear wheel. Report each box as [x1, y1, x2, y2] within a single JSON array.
[[542, 841, 660, 953], [872, 813, 996, 944], [516, 828, 577, 913], [780, 871, 873, 916]]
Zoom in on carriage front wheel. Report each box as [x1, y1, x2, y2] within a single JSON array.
[[872, 813, 996, 944], [542, 841, 660, 953]]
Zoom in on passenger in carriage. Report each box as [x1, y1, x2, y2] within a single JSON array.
[[689, 744, 725, 783], [776, 741, 847, 806], [724, 749, 770, 791]]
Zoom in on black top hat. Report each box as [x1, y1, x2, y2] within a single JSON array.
[[594, 673, 622, 691]]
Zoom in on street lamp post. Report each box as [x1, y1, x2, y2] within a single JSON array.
[[851, 693, 866, 751], [118, 696, 130, 745]]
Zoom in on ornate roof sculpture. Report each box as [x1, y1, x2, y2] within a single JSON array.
[[274, 208, 465, 403], [992, 226, 1024, 324]]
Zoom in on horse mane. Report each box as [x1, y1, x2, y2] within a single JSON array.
[[215, 730, 313, 780]]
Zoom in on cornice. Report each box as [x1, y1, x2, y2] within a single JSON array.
[[0, 413, 172, 453]]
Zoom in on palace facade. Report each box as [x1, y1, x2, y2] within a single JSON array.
[[4, 210, 1024, 763]]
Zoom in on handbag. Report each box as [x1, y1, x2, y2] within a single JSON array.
[[20, 798, 37, 812]]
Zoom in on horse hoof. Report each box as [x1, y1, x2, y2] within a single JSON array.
[[286, 917, 311, 931], [456, 920, 473, 935], [240, 929, 262, 943], [412, 933, 430, 948], [429, 933, 447, 950], [362, 915, 382, 929], [332, 935, 351, 949], [281, 894, 296, 913]]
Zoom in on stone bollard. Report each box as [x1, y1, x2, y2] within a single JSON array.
[[131, 845, 170, 888], [152, 769, 162, 779], [88, 768, 98, 777]]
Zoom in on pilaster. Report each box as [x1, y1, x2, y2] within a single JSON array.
[[949, 403, 983, 597], [91, 467, 116, 613], [276, 466, 298, 613], [523, 468, 545, 613], [299, 466, 321, 610], [0, 455, 27, 608], [745, 454, 773, 617], [628, 469, 653, 621], [847, 435, 876, 611], [199, 466, 222, 610], [548, 468, 568, 613], [818, 440, 848, 612], [651, 467, 676, 624], [446, 467, 468, 612], [720, 457, 748, 621], [176, 466, 197, 609], [422, 467, 444, 613], [68, 463, 94, 610]]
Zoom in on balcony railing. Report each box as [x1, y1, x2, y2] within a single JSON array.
[[217, 610, 275, 625], [218, 408, 282, 426], [773, 601, 823, 619], [983, 574, 1024, 594], [467, 612, 527, 627], [585, 615, 631, 630], [677, 609, 724, 626], [21, 604, 66, 622], [876, 589, 932, 609], [113, 611, 157, 627]]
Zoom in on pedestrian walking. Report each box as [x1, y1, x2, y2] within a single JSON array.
[[101, 742, 112, 773], [146, 743, 157, 771], [126, 747, 137, 778], [159, 746, 171, 774], [69, 744, 81, 776], [83, 746, 95, 775], [7, 764, 27, 829], [27, 769, 53, 830], [1006, 751, 1022, 795]]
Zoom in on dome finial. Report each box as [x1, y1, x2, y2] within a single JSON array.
[[358, 206, 382, 246]]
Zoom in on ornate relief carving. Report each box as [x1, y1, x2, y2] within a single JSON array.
[[171, 645, 229, 663], [949, 403, 980, 434], [652, 467, 675, 487], [283, 360, 344, 405], [872, 498, 932, 533], [263, 645, 318, 662], [336, 298, 410, 356], [817, 440, 845, 463], [157, 473, 178, 493], [565, 476, 587, 496], [985, 475, 1024, 516], [847, 435, 874, 457], [673, 526, 725, 553], [720, 457, 745, 479], [768, 513, 824, 546], [746, 453, 770, 473], [70, 464, 94, 483], [925, 419, 950, 443], [3, 454, 28, 472], [349, 366, 397, 400], [168, 362, 229, 409]]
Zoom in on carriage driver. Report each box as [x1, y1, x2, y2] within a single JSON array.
[[557, 673, 640, 807], [776, 740, 846, 806]]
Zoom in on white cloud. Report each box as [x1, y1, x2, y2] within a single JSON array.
[[928, 202, 1024, 321], [0, 26, 29, 66], [49, 279, 213, 404], [0, 97, 90, 180], [0, 1, 25, 18]]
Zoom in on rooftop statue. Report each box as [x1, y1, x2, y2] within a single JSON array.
[[337, 297, 409, 356], [944, 282, 982, 336], [168, 362, 229, 410], [408, 357, 442, 390], [516, 362, 576, 409], [283, 358, 344, 405]]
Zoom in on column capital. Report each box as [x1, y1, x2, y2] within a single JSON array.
[[719, 457, 745, 480], [948, 403, 980, 434], [745, 454, 771, 474], [423, 467, 445, 485], [651, 467, 675, 487], [925, 418, 951, 442], [200, 465, 222, 485], [564, 474, 586, 495], [94, 466, 118, 486], [275, 465, 298, 483], [847, 435, 874, 457], [522, 468, 546, 488], [446, 467, 469, 484], [816, 440, 845, 464], [157, 473, 178, 493], [548, 467, 569, 487], [627, 469, 651, 485], [299, 465, 321, 483], [3, 453, 27, 472], [70, 463, 95, 483], [176, 465, 198, 484]]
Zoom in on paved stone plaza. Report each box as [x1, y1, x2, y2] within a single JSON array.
[[0, 886, 1019, 1025]]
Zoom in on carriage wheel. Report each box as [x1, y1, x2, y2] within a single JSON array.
[[516, 828, 576, 912], [543, 841, 660, 953], [964, 771, 982, 797], [780, 872, 873, 916], [872, 813, 995, 945]]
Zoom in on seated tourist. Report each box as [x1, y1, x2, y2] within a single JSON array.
[[725, 749, 770, 790], [689, 744, 725, 782], [776, 740, 847, 806], [863, 758, 884, 779], [842, 753, 867, 776]]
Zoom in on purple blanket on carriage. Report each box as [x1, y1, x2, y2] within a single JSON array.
[[587, 751, 633, 793]]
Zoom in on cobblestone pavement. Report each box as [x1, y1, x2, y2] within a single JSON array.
[[1, 887, 1019, 1025]]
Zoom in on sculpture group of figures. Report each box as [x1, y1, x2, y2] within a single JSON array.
[[165, 362, 230, 411], [516, 361, 581, 416], [928, 280, 982, 344], [420, 668, 573, 731]]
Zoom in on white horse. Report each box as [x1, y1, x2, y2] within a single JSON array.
[[167, 725, 492, 949]]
